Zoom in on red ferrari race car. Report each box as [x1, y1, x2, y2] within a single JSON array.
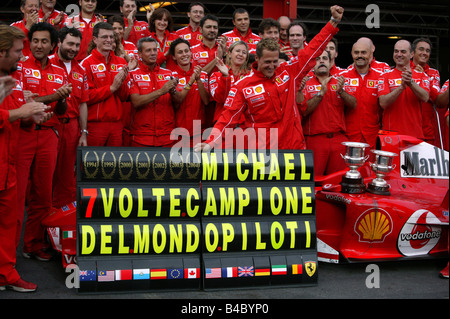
[[42, 132, 449, 276], [315, 132, 448, 267]]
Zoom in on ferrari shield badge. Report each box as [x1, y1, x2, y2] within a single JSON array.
[[305, 261, 317, 277]]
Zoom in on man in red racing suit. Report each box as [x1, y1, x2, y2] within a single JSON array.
[[195, 5, 343, 152]]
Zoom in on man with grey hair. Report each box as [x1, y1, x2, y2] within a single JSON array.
[[128, 37, 178, 147]]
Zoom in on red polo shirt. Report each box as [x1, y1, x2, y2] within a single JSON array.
[[222, 27, 259, 54], [19, 57, 69, 128], [123, 40, 138, 60], [124, 18, 151, 46], [170, 64, 209, 136], [129, 62, 176, 145], [300, 75, 350, 136], [410, 60, 441, 144], [176, 25, 203, 46], [191, 42, 219, 68], [49, 54, 89, 119], [378, 68, 430, 139], [38, 8, 67, 26], [80, 48, 130, 122], [340, 66, 384, 147]]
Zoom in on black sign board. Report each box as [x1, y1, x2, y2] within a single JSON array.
[[76, 148, 317, 293]]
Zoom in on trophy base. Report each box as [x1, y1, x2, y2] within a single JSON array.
[[340, 176, 366, 194], [366, 183, 391, 195]]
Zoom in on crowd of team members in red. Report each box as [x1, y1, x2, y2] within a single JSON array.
[[0, 0, 449, 292]]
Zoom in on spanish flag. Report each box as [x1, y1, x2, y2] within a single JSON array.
[[150, 269, 167, 280]]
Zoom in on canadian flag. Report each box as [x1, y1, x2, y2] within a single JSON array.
[[184, 268, 200, 279]]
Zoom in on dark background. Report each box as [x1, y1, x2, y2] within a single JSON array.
[[1, 0, 448, 83]]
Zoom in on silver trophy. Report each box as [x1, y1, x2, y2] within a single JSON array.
[[367, 150, 397, 195], [340, 142, 370, 193]]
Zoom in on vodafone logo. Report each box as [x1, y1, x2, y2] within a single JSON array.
[[397, 209, 442, 257]]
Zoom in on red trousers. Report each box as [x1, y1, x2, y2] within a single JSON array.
[[305, 132, 348, 177], [0, 186, 21, 285], [52, 119, 79, 208], [16, 127, 58, 252], [87, 121, 123, 147]]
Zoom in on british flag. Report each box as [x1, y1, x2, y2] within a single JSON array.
[[238, 266, 254, 277]]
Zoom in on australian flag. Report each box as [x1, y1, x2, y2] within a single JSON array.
[[79, 270, 96, 281]]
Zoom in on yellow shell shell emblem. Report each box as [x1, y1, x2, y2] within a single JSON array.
[[355, 208, 393, 242]]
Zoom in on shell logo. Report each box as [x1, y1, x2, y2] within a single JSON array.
[[354, 208, 393, 242], [254, 85, 263, 94]]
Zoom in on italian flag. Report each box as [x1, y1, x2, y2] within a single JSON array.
[[272, 265, 287, 275]]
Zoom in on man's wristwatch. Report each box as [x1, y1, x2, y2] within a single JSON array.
[[330, 17, 341, 23], [81, 129, 89, 135]]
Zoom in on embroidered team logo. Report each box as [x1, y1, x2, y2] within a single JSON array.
[[47, 74, 63, 84], [367, 80, 376, 88], [133, 74, 150, 81], [345, 78, 359, 86], [91, 64, 106, 73], [24, 68, 41, 79], [243, 84, 265, 98], [389, 79, 402, 86], [275, 70, 289, 86], [307, 85, 321, 92], [72, 72, 84, 82]]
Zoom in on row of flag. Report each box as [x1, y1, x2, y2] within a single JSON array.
[[206, 263, 305, 279], [80, 268, 200, 282], [80, 262, 314, 282]]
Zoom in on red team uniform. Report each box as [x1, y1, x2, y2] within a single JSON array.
[[80, 49, 130, 146], [128, 63, 176, 147], [38, 8, 67, 26], [49, 53, 89, 208], [300, 75, 351, 175], [176, 25, 203, 47], [222, 27, 260, 54], [171, 64, 209, 142], [15, 57, 69, 253], [124, 18, 151, 46], [0, 80, 26, 286], [206, 22, 339, 150], [341, 66, 384, 149], [378, 68, 430, 139]]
